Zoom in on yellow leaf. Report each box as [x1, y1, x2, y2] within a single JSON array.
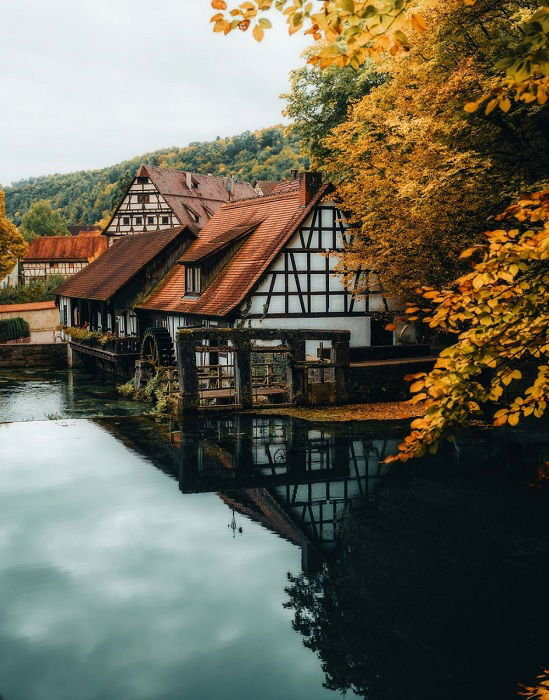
[[485, 98, 498, 115], [253, 24, 264, 41], [508, 412, 519, 426], [211, 0, 227, 8], [385, 322, 397, 331], [464, 102, 479, 113], [409, 380, 425, 393], [499, 96, 511, 112], [411, 14, 426, 33]]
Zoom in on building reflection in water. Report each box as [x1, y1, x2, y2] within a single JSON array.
[[178, 415, 398, 572]]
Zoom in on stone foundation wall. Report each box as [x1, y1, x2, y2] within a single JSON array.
[[349, 358, 436, 403], [0, 343, 67, 368]]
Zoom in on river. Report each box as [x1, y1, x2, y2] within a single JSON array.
[[0, 368, 547, 700]]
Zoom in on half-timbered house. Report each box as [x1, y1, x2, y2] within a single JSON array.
[[103, 165, 256, 244], [21, 234, 107, 283], [139, 172, 403, 356], [56, 225, 198, 338]]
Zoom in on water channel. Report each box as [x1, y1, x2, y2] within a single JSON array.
[[0, 368, 547, 700]]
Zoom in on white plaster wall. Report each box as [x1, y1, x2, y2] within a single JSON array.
[[249, 314, 370, 347]]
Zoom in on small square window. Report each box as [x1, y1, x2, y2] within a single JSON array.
[[137, 194, 150, 204], [161, 216, 169, 225], [137, 176, 148, 184], [135, 217, 142, 225], [147, 217, 154, 225], [122, 217, 130, 225]]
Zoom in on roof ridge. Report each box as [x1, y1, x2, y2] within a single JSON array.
[[221, 189, 299, 209]]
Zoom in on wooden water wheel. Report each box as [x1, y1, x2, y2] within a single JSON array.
[[140, 327, 175, 369]]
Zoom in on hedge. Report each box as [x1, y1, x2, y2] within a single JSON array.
[[0, 317, 31, 342]]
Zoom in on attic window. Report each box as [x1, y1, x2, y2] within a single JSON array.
[[184, 205, 200, 223], [161, 216, 169, 225], [185, 266, 201, 295], [123, 217, 130, 225], [137, 176, 148, 184], [135, 217, 142, 225], [137, 194, 150, 203]]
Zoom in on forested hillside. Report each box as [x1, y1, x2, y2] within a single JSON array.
[[4, 126, 306, 226]]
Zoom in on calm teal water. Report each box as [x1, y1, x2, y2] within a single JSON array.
[[0, 370, 548, 700], [0, 368, 144, 422]]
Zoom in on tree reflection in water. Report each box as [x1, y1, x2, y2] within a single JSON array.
[[284, 451, 549, 700], [97, 414, 548, 699]]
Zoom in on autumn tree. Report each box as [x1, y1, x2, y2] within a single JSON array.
[[282, 57, 386, 162], [0, 188, 27, 281], [19, 200, 70, 241], [321, 0, 548, 301], [389, 190, 549, 462], [212, 0, 549, 111]]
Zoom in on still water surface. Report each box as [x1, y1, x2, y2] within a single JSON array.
[[0, 369, 547, 700]]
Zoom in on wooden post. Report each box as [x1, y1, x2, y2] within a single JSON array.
[[87, 300, 93, 330], [288, 337, 306, 405], [100, 302, 108, 333], [234, 333, 252, 409], [331, 335, 350, 404], [177, 337, 199, 413]]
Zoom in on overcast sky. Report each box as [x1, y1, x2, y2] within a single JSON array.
[[0, 0, 309, 186]]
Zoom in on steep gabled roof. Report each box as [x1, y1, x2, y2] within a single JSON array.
[[121, 165, 257, 231], [140, 181, 330, 317], [24, 235, 107, 263], [55, 226, 197, 301]]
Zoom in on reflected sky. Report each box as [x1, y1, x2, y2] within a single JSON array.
[[0, 420, 340, 700]]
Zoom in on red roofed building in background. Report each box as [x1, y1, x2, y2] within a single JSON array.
[[22, 234, 108, 283], [102, 165, 256, 244]]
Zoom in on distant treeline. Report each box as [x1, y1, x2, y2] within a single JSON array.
[[5, 126, 307, 226]]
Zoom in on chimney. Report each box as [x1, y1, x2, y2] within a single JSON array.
[[299, 171, 323, 207], [185, 172, 193, 190], [290, 169, 298, 180]]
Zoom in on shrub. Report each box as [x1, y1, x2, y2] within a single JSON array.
[[0, 275, 67, 305], [0, 317, 30, 342]]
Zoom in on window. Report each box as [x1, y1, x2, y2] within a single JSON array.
[[184, 205, 199, 223], [68, 262, 75, 270], [137, 194, 150, 204], [137, 176, 148, 184], [122, 217, 130, 225], [135, 217, 142, 225], [161, 216, 169, 225], [185, 266, 201, 295], [147, 216, 155, 225]]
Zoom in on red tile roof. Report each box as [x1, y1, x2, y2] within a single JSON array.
[[0, 301, 56, 313], [55, 226, 197, 301], [178, 220, 263, 264], [24, 235, 107, 263], [255, 180, 279, 196], [141, 182, 330, 317]]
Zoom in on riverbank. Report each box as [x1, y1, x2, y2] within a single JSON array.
[[252, 401, 425, 422]]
